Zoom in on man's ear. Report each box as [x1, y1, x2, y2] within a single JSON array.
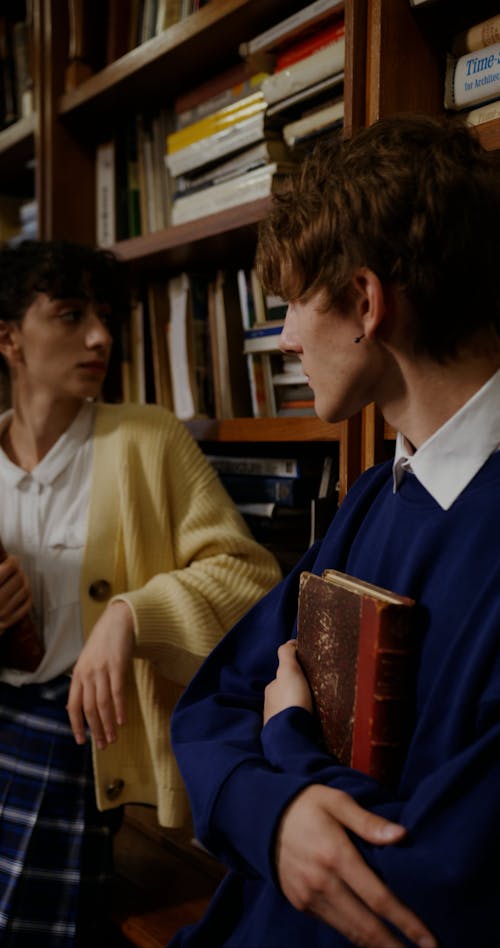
[[350, 268, 386, 341]]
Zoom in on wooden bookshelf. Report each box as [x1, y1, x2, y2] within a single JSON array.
[[10, 0, 499, 490]]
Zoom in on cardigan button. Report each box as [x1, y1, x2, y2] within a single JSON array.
[[105, 778, 125, 801], [88, 579, 111, 601]]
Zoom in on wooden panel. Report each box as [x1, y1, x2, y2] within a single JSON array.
[[186, 417, 343, 443]]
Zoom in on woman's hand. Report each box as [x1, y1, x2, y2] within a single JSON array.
[[0, 554, 32, 629], [276, 786, 437, 948], [66, 600, 135, 749], [263, 639, 313, 725]]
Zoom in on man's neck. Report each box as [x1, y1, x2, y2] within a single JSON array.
[[380, 343, 500, 450]]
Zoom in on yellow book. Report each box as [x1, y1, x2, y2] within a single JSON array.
[[166, 91, 267, 154]]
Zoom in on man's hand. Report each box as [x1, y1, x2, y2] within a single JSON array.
[[67, 600, 135, 749], [0, 554, 32, 629], [264, 639, 313, 724], [276, 786, 437, 948]]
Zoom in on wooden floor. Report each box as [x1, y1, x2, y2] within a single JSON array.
[[110, 809, 225, 948]]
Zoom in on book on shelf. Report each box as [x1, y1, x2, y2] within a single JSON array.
[[156, 0, 183, 33], [12, 15, 33, 119], [239, 502, 312, 575], [166, 91, 267, 159], [267, 71, 344, 120], [174, 138, 293, 197], [208, 271, 252, 419], [464, 98, 500, 126], [444, 42, 500, 111], [171, 161, 294, 225], [146, 281, 173, 411], [95, 141, 116, 247], [167, 273, 213, 420], [243, 319, 284, 354], [283, 97, 344, 147], [174, 63, 269, 130], [206, 454, 307, 478], [451, 13, 500, 57], [275, 18, 345, 73], [261, 35, 345, 107], [239, 0, 343, 62], [220, 473, 318, 508], [296, 570, 417, 787]]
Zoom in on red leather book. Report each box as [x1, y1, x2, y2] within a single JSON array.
[[296, 569, 417, 787], [0, 539, 44, 672]]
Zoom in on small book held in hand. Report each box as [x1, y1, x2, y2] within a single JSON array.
[[0, 539, 44, 672], [296, 569, 417, 787]]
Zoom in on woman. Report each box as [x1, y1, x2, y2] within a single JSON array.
[[0, 239, 280, 945]]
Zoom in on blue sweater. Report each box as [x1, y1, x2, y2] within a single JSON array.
[[170, 453, 500, 947]]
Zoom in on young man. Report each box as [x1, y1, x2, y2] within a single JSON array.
[[169, 115, 500, 948]]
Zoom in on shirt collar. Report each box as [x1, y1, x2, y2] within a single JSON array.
[[0, 401, 95, 489], [393, 368, 500, 510]]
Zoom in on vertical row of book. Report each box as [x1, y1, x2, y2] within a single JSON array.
[[0, 2, 33, 133]]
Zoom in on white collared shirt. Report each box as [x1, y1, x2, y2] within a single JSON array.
[[0, 401, 95, 684], [393, 369, 500, 510]]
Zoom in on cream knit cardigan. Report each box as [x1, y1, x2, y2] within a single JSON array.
[[80, 402, 281, 828]]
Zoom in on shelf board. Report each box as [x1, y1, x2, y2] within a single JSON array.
[[58, 0, 307, 125], [473, 116, 500, 152], [186, 417, 342, 443], [0, 114, 35, 181], [113, 197, 271, 271]]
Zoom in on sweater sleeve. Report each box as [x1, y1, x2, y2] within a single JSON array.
[[115, 410, 282, 685]]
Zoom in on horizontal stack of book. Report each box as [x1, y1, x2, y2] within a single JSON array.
[[239, 0, 345, 156], [206, 449, 339, 574], [444, 12, 500, 126], [165, 0, 345, 225]]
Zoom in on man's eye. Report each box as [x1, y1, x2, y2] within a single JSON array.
[[60, 310, 82, 323]]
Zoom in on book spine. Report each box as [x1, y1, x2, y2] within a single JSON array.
[[444, 43, 500, 110], [166, 113, 268, 177], [167, 91, 266, 153], [95, 141, 116, 247], [239, 0, 343, 57], [220, 473, 313, 507], [352, 599, 415, 786], [451, 14, 500, 58], [275, 19, 345, 72], [207, 455, 301, 477], [171, 163, 279, 223], [261, 36, 345, 105], [464, 98, 500, 126]]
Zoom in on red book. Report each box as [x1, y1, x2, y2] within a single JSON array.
[[296, 569, 417, 787], [275, 19, 345, 72]]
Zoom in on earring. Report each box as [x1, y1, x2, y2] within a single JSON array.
[[353, 334, 365, 344]]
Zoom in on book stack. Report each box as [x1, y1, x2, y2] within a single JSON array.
[[166, 73, 296, 225], [207, 449, 339, 573], [444, 13, 500, 125], [239, 0, 345, 156]]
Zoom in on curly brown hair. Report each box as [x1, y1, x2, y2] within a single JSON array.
[[257, 114, 500, 361]]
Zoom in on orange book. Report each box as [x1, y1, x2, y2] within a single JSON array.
[[297, 569, 417, 787]]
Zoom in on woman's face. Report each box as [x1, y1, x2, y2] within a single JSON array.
[[8, 292, 113, 403]]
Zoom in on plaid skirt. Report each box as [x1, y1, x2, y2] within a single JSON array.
[[0, 675, 121, 946]]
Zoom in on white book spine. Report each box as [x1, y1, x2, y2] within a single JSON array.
[[167, 274, 197, 420], [95, 141, 116, 247], [171, 164, 279, 225], [444, 43, 500, 110], [240, 0, 342, 56], [261, 37, 345, 106]]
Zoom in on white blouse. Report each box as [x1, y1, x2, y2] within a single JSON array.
[[0, 401, 95, 685]]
